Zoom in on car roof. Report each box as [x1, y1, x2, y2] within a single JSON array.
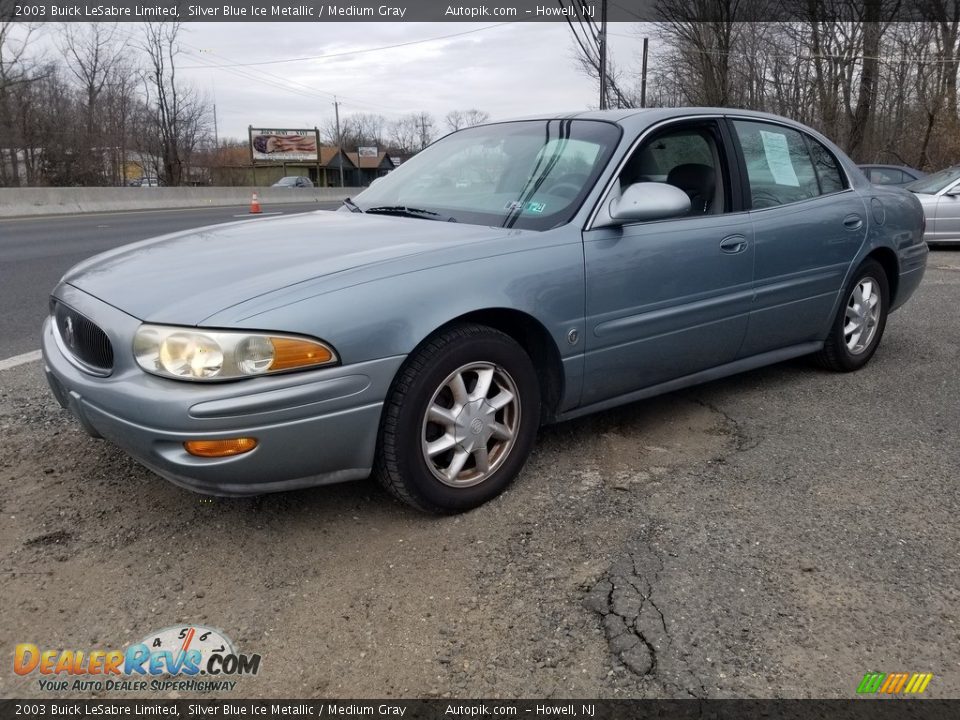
[[494, 107, 834, 135], [858, 164, 922, 172]]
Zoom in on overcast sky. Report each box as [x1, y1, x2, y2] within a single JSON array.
[[161, 22, 648, 141]]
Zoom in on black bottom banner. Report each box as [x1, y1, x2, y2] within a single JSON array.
[[1, 699, 958, 720]]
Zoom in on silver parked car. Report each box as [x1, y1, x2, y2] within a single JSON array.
[[906, 166, 960, 244], [858, 164, 925, 187], [42, 109, 928, 513], [272, 175, 314, 188]]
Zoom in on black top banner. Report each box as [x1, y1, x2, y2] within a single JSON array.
[[0, 0, 949, 23], [2, 699, 959, 720]]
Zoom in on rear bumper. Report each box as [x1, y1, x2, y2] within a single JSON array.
[[892, 241, 928, 312], [41, 289, 404, 496]]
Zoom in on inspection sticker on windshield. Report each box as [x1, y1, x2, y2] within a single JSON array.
[[503, 201, 546, 213]]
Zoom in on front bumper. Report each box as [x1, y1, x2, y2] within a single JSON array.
[[42, 285, 405, 496]]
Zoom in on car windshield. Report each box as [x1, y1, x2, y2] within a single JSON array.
[[351, 119, 621, 230], [906, 167, 960, 194], [275, 177, 299, 186]]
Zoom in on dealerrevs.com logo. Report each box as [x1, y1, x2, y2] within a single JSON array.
[[14, 625, 261, 693]]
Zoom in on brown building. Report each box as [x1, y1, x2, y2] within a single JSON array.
[[208, 146, 396, 188], [345, 151, 397, 186]]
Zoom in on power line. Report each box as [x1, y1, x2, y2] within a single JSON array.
[[178, 23, 513, 70], [603, 29, 960, 65], [95, 25, 409, 115], [180, 46, 398, 116]]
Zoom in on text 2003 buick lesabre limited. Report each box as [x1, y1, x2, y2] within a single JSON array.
[[43, 108, 928, 513]]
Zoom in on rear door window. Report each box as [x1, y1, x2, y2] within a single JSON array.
[[732, 120, 821, 209]]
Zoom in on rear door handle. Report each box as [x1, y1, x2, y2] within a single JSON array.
[[843, 214, 863, 230], [719, 234, 748, 254]]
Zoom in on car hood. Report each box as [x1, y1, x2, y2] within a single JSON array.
[[63, 211, 514, 325]]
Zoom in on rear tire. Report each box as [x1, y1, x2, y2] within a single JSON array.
[[374, 323, 540, 514], [815, 258, 889, 372]]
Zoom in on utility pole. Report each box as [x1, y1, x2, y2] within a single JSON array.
[[333, 97, 344, 188], [598, 0, 608, 109], [213, 103, 219, 147], [640, 37, 648, 109]]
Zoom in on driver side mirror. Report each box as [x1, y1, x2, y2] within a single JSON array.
[[608, 182, 691, 223]]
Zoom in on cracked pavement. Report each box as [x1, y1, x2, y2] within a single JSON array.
[[1, 251, 958, 699]]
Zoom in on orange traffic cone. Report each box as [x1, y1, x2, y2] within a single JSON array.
[[249, 191, 262, 214]]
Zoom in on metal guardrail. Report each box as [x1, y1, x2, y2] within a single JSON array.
[[0, 187, 363, 217]]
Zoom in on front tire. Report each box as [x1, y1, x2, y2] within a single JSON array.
[[375, 323, 540, 514], [816, 258, 889, 372]]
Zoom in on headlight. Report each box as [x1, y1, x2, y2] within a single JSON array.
[[133, 325, 337, 381]]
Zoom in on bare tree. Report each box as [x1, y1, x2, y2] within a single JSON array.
[[444, 109, 465, 132], [57, 23, 127, 184], [138, 22, 211, 186], [352, 112, 387, 147], [320, 115, 354, 148], [388, 111, 435, 153], [0, 22, 44, 186], [388, 113, 427, 154], [562, 0, 960, 168], [413, 111, 435, 150], [562, 0, 636, 107], [102, 63, 138, 185], [445, 109, 490, 131]]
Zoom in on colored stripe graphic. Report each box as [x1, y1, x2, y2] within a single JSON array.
[[905, 674, 922, 693], [857, 672, 933, 694], [857, 672, 886, 693], [887, 673, 909, 693], [910, 673, 934, 694]]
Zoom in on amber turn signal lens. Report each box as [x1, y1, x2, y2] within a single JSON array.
[[269, 337, 334, 371], [184, 438, 258, 458]]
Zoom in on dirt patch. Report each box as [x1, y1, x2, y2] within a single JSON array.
[[0, 366, 727, 699]]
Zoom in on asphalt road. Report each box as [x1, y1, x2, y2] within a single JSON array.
[[0, 201, 340, 359], [0, 248, 957, 699]]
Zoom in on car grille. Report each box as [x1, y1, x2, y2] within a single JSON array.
[[53, 301, 114, 373]]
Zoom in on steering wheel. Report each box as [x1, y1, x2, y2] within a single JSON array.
[[544, 173, 589, 198]]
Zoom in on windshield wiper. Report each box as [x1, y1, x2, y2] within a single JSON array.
[[365, 205, 457, 222], [342, 197, 363, 213]]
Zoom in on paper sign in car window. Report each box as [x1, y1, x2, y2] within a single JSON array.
[[760, 130, 800, 187]]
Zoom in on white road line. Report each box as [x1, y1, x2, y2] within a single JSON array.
[[0, 350, 42, 371], [232, 211, 284, 217]]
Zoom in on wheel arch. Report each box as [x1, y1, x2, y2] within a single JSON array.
[[865, 246, 899, 306], [419, 308, 566, 425]]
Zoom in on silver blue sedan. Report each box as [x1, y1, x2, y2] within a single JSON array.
[[42, 108, 928, 513]]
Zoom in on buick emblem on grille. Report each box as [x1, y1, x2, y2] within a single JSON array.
[[63, 315, 76, 349]]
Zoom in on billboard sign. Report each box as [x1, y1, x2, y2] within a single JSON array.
[[357, 146, 379, 158], [250, 128, 319, 162]]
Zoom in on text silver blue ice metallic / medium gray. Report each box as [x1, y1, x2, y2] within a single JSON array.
[[42, 109, 928, 513]]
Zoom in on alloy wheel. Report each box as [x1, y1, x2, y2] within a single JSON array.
[[420, 361, 521, 488], [844, 275, 882, 354]]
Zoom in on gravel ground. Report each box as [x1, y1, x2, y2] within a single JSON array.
[[1, 250, 958, 700]]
